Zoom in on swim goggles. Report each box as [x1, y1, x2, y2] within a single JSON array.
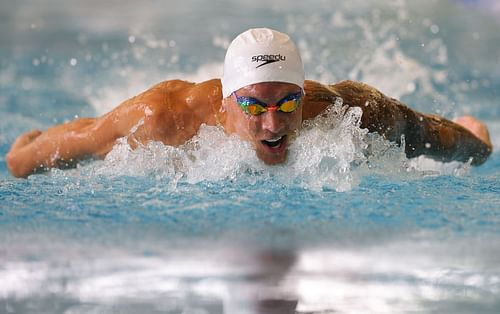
[[232, 91, 303, 116]]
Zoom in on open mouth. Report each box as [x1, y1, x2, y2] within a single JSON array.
[[261, 135, 286, 149]]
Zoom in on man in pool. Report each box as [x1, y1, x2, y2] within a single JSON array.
[[6, 28, 493, 178]]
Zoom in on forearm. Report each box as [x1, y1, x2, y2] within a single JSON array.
[[330, 80, 492, 165], [362, 95, 492, 165], [6, 105, 155, 177], [7, 131, 91, 178], [403, 111, 492, 165], [6, 118, 113, 178]]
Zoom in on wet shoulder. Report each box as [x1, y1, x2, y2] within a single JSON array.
[[151, 79, 222, 142], [176, 79, 222, 125], [331, 80, 412, 138], [181, 79, 222, 106], [302, 80, 339, 119], [329, 80, 384, 106], [302, 80, 384, 120], [131, 79, 195, 105]]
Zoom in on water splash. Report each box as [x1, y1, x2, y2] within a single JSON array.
[[282, 98, 369, 192], [53, 99, 470, 192]]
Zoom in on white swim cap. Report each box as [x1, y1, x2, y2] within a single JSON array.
[[221, 28, 305, 98]]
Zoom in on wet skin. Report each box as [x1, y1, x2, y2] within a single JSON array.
[[6, 79, 492, 178], [221, 82, 303, 165]]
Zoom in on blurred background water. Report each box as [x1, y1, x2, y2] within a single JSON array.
[[1, 0, 500, 313]]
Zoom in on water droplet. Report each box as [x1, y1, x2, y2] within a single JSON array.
[[406, 82, 416, 93], [70, 58, 78, 66]]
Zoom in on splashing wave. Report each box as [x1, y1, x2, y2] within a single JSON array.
[[53, 99, 470, 192]]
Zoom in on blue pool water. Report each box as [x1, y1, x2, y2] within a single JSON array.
[[1, 0, 500, 313]]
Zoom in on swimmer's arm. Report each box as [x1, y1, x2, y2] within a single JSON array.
[[354, 84, 492, 165], [5, 103, 152, 178], [395, 109, 492, 165], [5, 117, 116, 178], [5, 79, 199, 178], [328, 80, 492, 165]]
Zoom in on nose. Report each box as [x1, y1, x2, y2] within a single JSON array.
[[261, 110, 285, 134]]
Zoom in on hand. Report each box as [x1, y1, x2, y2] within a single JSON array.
[[453, 115, 492, 149]]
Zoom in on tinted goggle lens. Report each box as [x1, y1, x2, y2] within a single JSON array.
[[234, 92, 302, 116], [279, 99, 299, 112], [246, 104, 267, 115]]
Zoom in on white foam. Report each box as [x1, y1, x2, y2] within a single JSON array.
[[348, 37, 449, 109], [65, 99, 470, 192]]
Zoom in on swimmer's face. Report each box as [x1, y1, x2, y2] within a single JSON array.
[[223, 82, 303, 165]]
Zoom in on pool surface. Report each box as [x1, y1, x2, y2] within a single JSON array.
[[1, 0, 500, 313]]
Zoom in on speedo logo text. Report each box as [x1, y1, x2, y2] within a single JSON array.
[[251, 54, 286, 68]]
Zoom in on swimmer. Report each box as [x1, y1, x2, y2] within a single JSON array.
[[6, 28, 492, 178]]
